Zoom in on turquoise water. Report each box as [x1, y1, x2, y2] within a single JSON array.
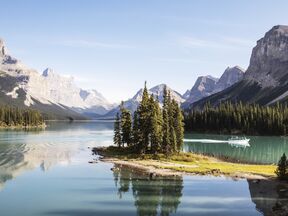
[[0, 122, 285, 215], [184, 133, 288, 164]]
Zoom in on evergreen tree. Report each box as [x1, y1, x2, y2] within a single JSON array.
[[167, 93, 177, 152], [162, 85, 171, 154], [172, 100, 184, 152], [120, 103, 132, 147], [0, 105, 43, 127], [149, 95, 163, 153], [137, 82, 151, 153], [275, 153, 288, 179], [113, 82, 185, 155], [184, 102, 288, 136], [132, 109, 141, 151], [113, 112, 122, 148]]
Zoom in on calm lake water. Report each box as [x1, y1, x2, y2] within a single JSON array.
[[184, 133, 288, 164], [0, 121, 287, 216]]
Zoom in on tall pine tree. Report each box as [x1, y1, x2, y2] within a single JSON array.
[[120, 102, 132, 147], [113, 82, 185, 155], [137, 82, 151, 153], [149, 95, 163, 154], [172, 100, 184, 152], [113, 112, 122, 148], [162, 85, 171, 155], [132, 109, 141, 151]]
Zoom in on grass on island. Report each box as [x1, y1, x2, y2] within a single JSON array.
[[95, 146, 277, 178]]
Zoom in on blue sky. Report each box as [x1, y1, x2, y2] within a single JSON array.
[[1, 0, 288, 102]]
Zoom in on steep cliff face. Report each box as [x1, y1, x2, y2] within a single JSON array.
[[245, 25, 288, 87], [190, 25, 288, 108], [0, 40, 7, 56]]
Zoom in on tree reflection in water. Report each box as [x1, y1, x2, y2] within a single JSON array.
[[112, 165, 183, 216], [248, 179, 288, 216]]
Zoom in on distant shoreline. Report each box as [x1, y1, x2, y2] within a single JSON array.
[[45, 119, 115, 122], [0, 123, 46, 130]]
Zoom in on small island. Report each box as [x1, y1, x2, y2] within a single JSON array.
[[92, 83, 281, 180]]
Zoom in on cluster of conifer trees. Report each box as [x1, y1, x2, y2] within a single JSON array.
[[114, 83, 184, 154], [0, 106, 44, 127], [184, 102, 288, 135]]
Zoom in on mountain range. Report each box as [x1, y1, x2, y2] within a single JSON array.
[[190, 25, 288, 109], [182, 66, 244, 108], [104, 84, 185, 118], [1, 25, 287, 119], [0, 39, 116, 119]]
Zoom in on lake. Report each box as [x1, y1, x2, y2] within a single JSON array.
[[184, 133, 288, 164], [0, 121, 286, 216]]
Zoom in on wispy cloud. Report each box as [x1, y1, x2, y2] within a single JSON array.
[[178, 36, 255, 49], [153, 57, 209, 64], [222, 36, 255, 47], [60, 39, 134, 49], [179, 37, 220, 48]]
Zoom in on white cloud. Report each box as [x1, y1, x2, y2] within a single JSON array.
[[59, 39, 134, 49], [222, 37, 255, 47], [179, 37, 220, 48], [179, 36, 255, 49], [153, 57, 209, 64]]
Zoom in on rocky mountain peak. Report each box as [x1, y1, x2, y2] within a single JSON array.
[[0, 39, 7, 56], [0, 38, 115, 117], [183, 66, 245, 106], [266, 25, 288, 37], [245, 25, 288, 87], [105, 84, 185, 118], [42, 68, 55, 77], [41, 68, 74, 84], [182, 89, 190, 99], [214, 66, 244, 93], [192, 76, 218, 92], [184, 75, 218, 104]]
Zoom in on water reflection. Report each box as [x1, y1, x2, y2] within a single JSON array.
[[0, 121, 114, 190], [113, 165, 183, 216], [1, 123, 288, 215], [248, 179, 288, 216]]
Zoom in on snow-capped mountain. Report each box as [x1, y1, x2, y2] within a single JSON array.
[[105, 84, 185, 117], [0, 38, 115, 119], [35, 68, 116, 115]]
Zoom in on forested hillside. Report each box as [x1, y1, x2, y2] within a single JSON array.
[[184, 102, 288, 135]]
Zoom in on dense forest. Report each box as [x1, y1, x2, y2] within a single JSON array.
[[0, 106, 44, 127], [114, 83, 184, 154], [184, 102, 288, 135]]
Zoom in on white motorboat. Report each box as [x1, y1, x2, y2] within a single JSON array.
[[228, 136, 250, 146]]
